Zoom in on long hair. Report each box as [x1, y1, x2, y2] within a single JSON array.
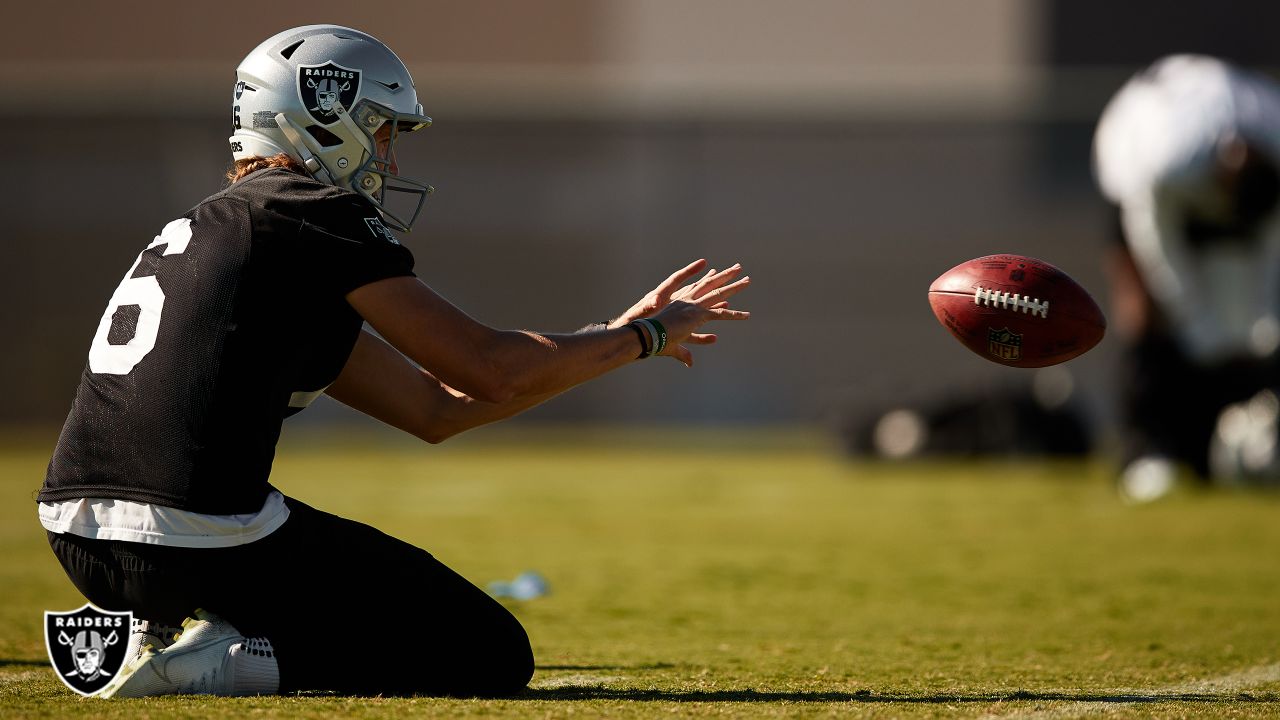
[[226, 153, 307, 184]]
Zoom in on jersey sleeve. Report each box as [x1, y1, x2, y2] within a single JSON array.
[[292, 191, 417, 296]]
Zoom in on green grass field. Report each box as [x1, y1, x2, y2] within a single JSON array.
[[3, 428, 1279, 718]]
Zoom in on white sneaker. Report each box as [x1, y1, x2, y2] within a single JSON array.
[[99, 609, 278, 698], [122, 619, 182, 668]]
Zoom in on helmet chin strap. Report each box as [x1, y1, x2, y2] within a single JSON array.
[[274, 113, 333, 184]]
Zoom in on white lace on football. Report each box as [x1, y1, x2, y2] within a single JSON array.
[[974, 287, 1049, 318]]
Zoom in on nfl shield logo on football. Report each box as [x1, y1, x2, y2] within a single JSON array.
[[44, 603, 132, 696], [297, 62, 362, 125], [988, 327, 1022, 361]]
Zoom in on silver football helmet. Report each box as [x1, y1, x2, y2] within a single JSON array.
[[231, 25, 433, 231]]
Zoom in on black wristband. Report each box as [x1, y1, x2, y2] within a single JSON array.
[[627, 321, 650, 358]]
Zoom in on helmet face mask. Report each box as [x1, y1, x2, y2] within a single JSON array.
[[347, 100, 434, 232], [230, 25, 433, 231]]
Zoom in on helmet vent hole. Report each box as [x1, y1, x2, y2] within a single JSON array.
[[305, 125, 344, 148], [279, 39, 305, 60]]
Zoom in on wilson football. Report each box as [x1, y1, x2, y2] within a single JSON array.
[[928, 254, 1106, 368]]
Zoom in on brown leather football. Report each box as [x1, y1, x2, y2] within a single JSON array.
[[928, 254, 1106, 368]]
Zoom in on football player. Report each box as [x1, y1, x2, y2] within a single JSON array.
[[38, 25, 751, 697], [1094, 55, 1280, 501]]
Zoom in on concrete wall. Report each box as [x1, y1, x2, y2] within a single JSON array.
[[4, 1, 1277, 433]]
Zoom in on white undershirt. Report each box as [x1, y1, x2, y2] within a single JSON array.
[[38, 491, 290, 549]]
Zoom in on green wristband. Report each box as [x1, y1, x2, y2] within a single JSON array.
[[647, 318, 668, 355]]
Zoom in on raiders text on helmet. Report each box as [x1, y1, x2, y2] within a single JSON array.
[[230, 25, 433, 231]]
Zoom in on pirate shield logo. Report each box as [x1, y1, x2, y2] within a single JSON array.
[[298, 62, 362, 125], [45, 603, 132, 696]]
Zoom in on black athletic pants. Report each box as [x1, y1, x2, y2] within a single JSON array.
[[46, 497, 534, 696]]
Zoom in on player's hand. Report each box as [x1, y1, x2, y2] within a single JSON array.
[[612, 259, 748, 321], [645, 262, 751, 367], [610, 259, 716, 328]]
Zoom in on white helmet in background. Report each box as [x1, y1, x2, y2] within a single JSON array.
[[1094, 55, 1280, 363], [231, 25, 433, 231]]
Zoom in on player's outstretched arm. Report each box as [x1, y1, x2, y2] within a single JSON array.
[[345, 261, 750, 404], [325, 330, 563, 443], [330, 257, 750, 441]]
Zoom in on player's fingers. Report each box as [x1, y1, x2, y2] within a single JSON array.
[[697, 276, 750, 305], [677, 262, 738, 293], [667, 345, 694, 368], [686, 333, 717, 344], [692, 264, 742, 295], [657, 259, 709, 296], [707, 307, 751, 320], [709, 301, 730, 309]]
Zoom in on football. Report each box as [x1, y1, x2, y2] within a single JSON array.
[[928, 254, 1106, 368]]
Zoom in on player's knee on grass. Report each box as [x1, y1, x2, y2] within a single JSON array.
[[357, 601, 533, 697], [438, 611, 534, 697], [487, 624, 535, 696]]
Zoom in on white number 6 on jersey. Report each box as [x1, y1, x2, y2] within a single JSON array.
[[88, 219, 193, 375]]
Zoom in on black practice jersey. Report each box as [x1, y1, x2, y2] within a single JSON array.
[[41, 169, 414, 514]]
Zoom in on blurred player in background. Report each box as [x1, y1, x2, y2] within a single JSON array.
[[1094, 54, 1280, 501], [38, 25, 750, 697]]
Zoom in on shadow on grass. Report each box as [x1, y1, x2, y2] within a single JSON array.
[[0, 659, 49, 668], [521, 687, 1280, 704], [538, 663, 675, 671], [8, 659, 1275, 706]]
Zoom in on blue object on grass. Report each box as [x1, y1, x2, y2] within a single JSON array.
[[488, 570, 550, 600]]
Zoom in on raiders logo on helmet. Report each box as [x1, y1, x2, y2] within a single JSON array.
[[297, 62, 362, 126], [45, 604, 132, 696]]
